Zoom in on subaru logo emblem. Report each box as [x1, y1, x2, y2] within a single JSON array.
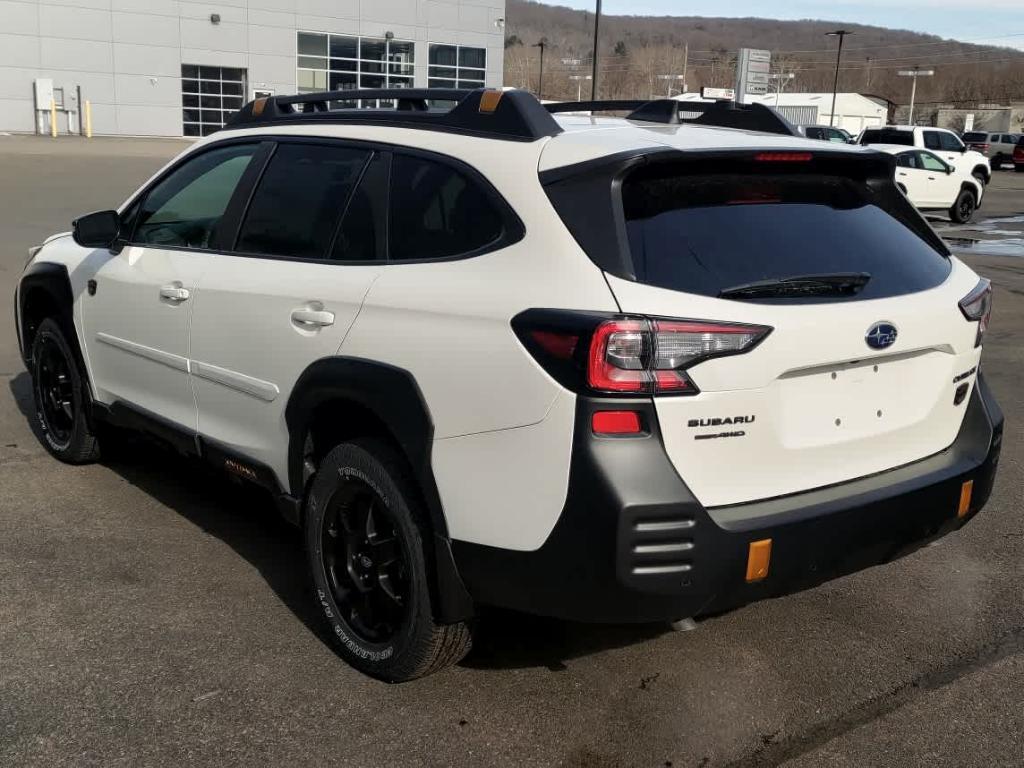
[[865, 322, 898, 350]]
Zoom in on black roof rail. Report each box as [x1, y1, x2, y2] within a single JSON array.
[[224, 88, 563, 142], [544, 98, 799, 136]]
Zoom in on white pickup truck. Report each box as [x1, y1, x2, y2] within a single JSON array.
[[859, 126, 991, 186]]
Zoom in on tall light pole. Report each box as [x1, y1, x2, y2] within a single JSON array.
[[591, 0, 602, 100], [533, 41, 547, 100], [825, 30, 851, 127], [898, 67, 934, 126]]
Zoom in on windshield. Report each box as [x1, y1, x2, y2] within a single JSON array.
[[622, 170, 951, 302]]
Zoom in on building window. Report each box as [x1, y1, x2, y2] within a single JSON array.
[[428, 45, 486, 89], [181, 65, 246, 137], [296, 31, 415, 100]]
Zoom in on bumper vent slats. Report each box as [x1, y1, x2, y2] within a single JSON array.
[[629, 516, 696, 578]]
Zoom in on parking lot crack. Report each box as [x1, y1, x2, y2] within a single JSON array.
[[723, 625, 1024, 768]]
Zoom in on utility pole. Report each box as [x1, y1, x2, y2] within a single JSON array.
[[825, 30, 851, 127], [898, 67, 934, 126], [864, 57, 873, 90], [591, 0, 602, 100], [533, 40, 547, 99]]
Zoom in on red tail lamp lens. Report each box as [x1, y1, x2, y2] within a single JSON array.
[[587, 318, 769, 394], [529, 329, 578, 360], [592, 411, 643, 435]]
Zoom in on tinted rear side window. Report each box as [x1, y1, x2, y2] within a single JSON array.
[[963, 132, 987, 143], [389, 154, 504, 261], [331, 152, 388, 262], [622, 170, 951, 302], [860, 129, 914, 146], [236, 143, 370, 259]]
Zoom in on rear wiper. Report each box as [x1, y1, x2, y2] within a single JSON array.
[[718, 272, 871, 299]]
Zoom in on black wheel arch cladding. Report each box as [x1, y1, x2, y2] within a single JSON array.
[[285, 356, 474, 623]]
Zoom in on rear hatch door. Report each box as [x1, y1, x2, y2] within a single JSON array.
[[606, 151, 984, 508]]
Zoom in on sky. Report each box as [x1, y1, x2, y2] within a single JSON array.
[[535, 1, 1024, 50]]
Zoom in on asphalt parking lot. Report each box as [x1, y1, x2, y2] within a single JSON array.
[[1, 135, 1022, 768]]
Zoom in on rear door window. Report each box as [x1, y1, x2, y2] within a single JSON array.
[[235, 142, 370, 259], [896, 152, 919, 169], [923, 131, 942, 150], [621, 167, 951, 302], [938, 132, 964, 152], [963, 132, 987, 143], [330, 152, 388, 262]]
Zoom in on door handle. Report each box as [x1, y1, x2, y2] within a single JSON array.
[[928, 176, 936, 181], [291, 308, 335, 328], [897, 172, 907, 176], [159, 284, 190, 302]]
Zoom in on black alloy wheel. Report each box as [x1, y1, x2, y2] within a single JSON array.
[[34, 335, 76, 449], [29, 318, 99, 463], [320, 477, 409, 643], [304, 439, 473, 681], [957, 193, 975, 222]]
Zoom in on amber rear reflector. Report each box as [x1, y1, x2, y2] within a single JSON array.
[[745, 539, 772, 582], [958, 480, 974, 518], [252, 97, 267, 117], [479, 90, 504, 113]]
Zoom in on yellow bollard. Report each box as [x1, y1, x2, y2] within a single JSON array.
[[50, 98, 57, 137], [85, 100, 93, 138]]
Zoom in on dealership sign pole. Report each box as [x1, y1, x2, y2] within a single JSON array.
[[734, 48, 771, 105]]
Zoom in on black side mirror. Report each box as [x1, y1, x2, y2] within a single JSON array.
[[946, 166, 954, 175], [72, 210, 121, 249]]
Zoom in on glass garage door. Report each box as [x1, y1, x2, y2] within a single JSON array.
[[181, 65, 247, 137]]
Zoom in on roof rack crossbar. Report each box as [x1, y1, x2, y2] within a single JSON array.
[[544, 98, 799, 136], [224, 88, 564, 142]]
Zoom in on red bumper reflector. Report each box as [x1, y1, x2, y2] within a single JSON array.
[[592, 411, 643, 435]]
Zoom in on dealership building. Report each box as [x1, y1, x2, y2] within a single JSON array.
[[0, 0, 506, 137]]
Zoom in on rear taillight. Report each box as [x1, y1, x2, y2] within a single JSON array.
[[1014, 146, 1024, 161], [588, 318, 768, 394], [959, 278, 993, 347], [514, 311, 771, 397]]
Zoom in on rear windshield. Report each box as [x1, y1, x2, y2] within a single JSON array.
[[859, 128, 914, 146], [622, 171, 951, 302], [963, 132, 988, 142]]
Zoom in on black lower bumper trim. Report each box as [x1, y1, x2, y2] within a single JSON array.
[[451, 374, 1003, 624]]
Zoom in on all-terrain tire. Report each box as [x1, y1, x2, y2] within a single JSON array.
[[304, 438, 472, 682], [29, 318, 100, 464]]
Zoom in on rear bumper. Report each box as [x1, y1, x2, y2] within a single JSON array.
[[451, 374, 1003, 623]]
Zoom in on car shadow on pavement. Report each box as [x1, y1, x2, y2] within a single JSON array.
[[9, 371, 673, 673]]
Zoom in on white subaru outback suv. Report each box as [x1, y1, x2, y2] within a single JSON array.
[[15, 89, 1004, 682]]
